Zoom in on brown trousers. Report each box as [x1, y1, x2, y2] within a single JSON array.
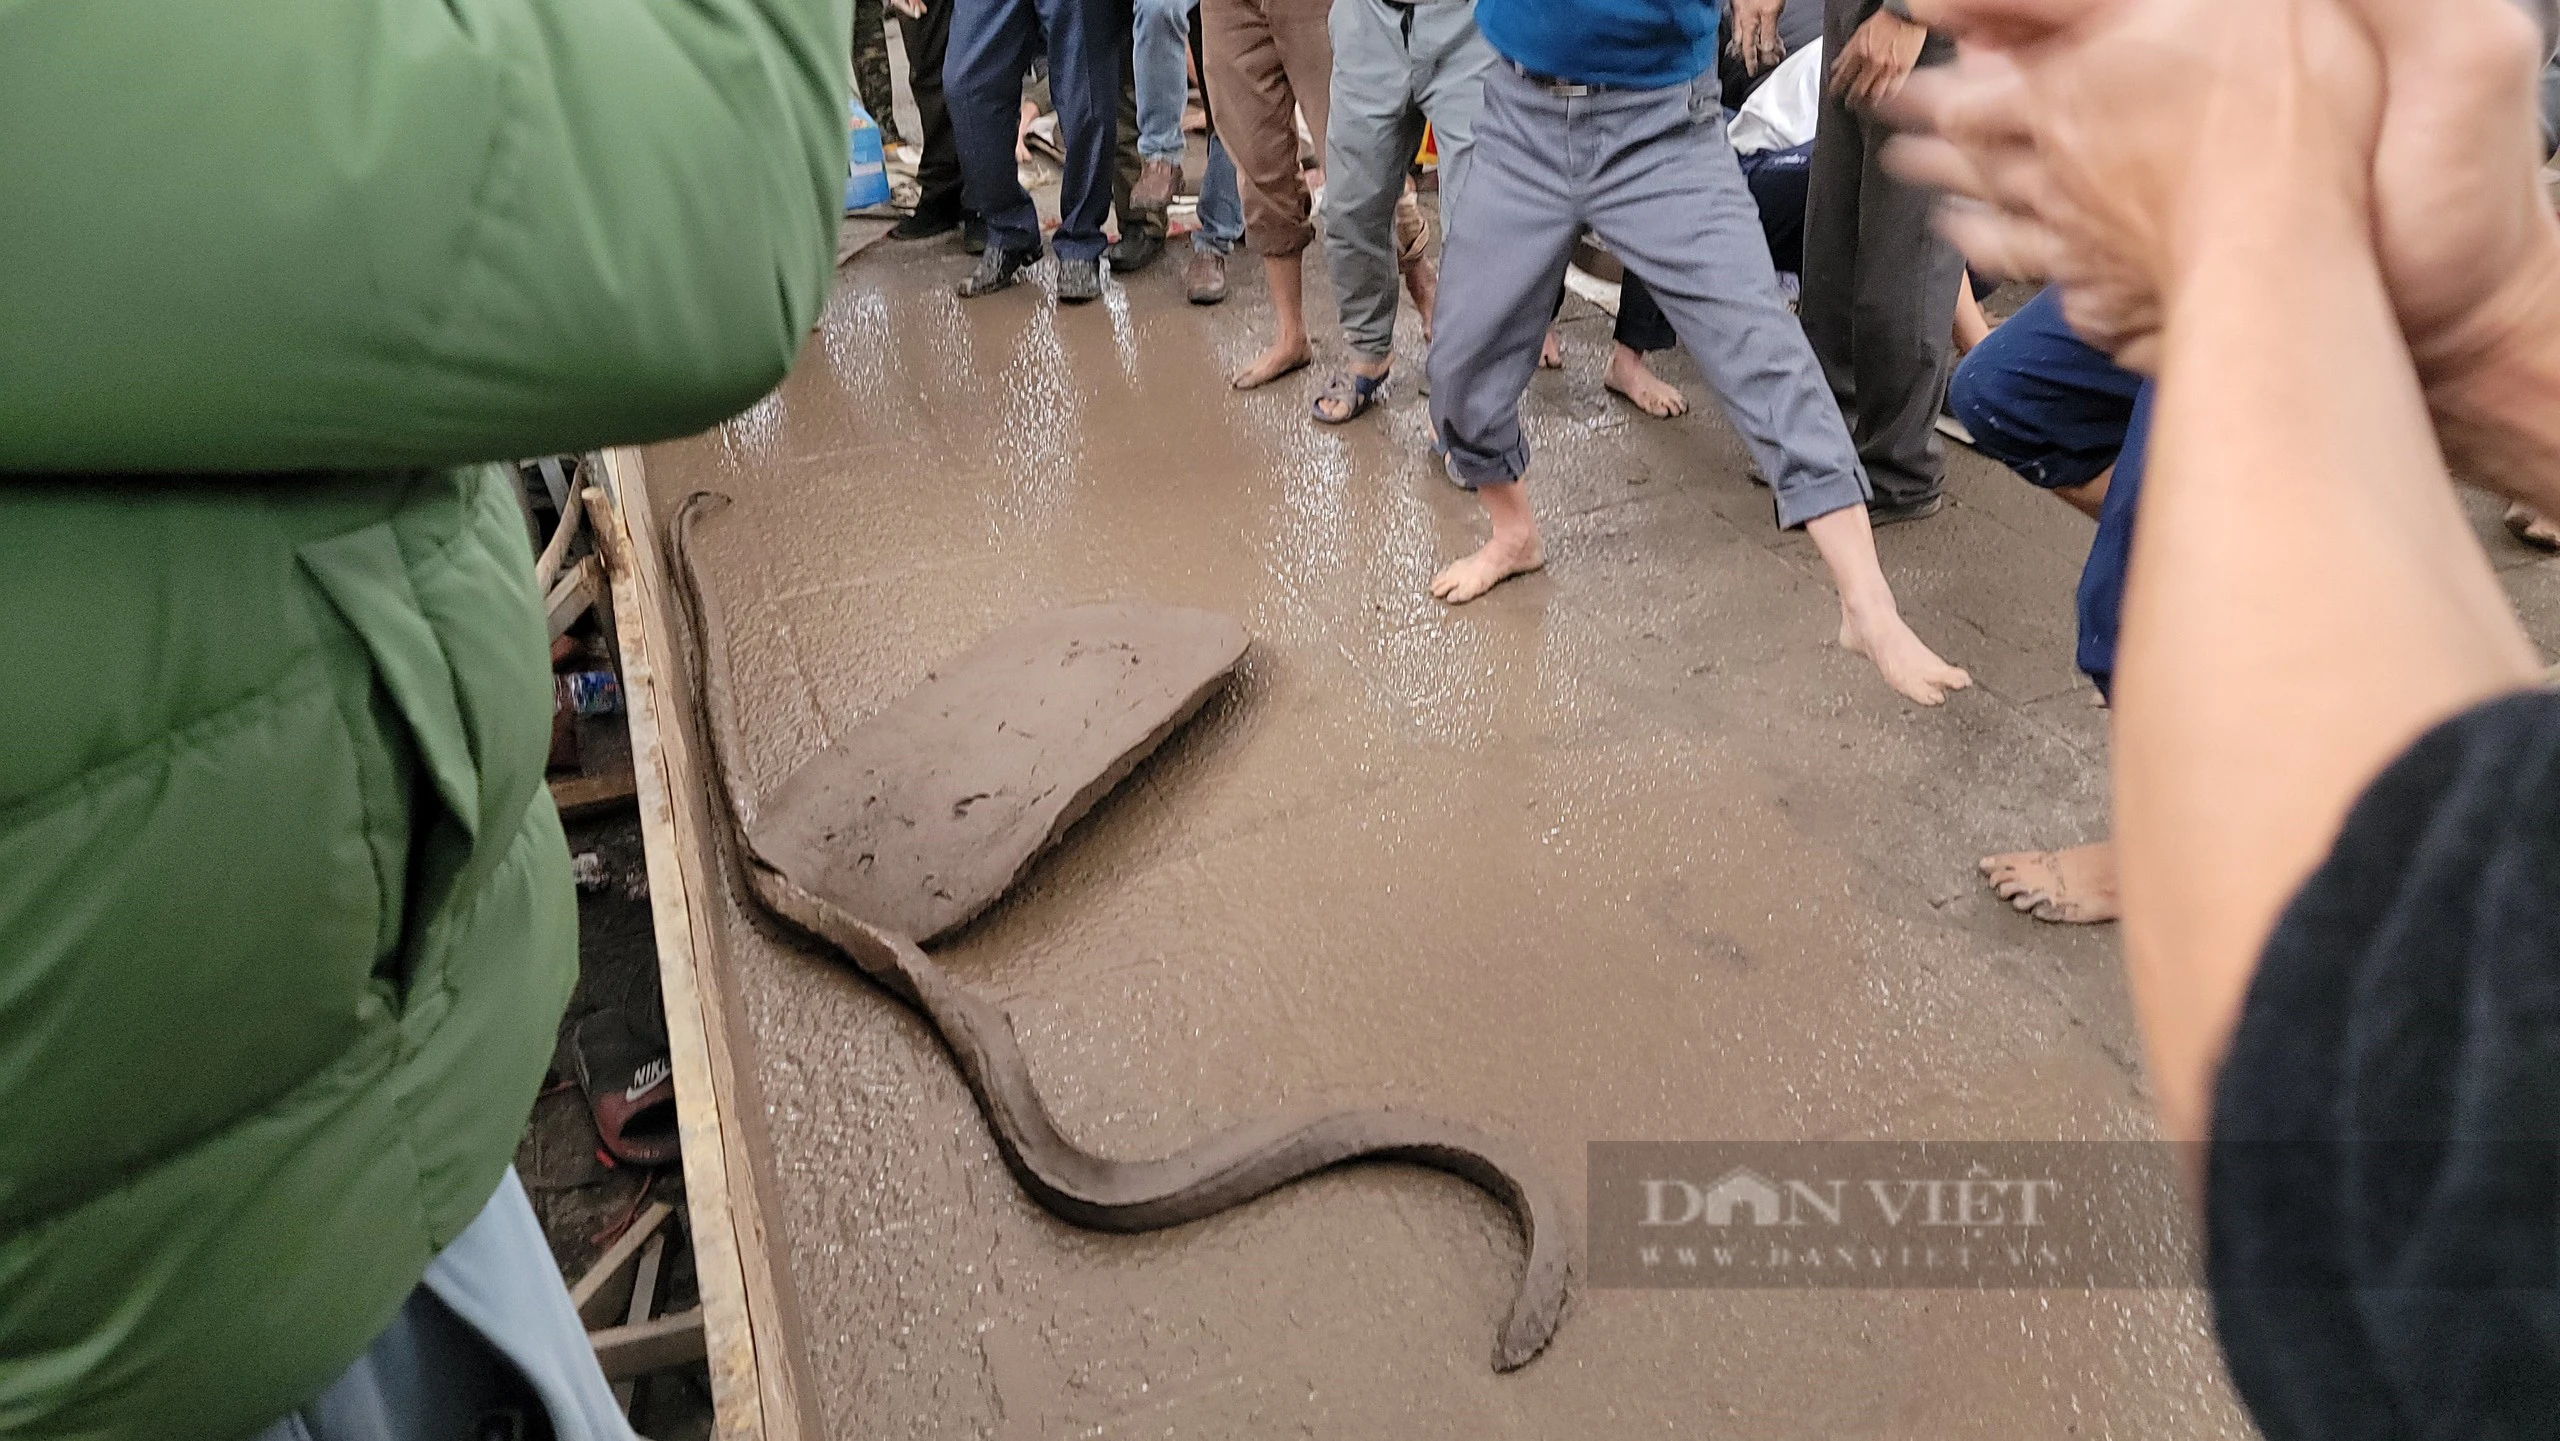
[[1201, 0, 1332, 256]]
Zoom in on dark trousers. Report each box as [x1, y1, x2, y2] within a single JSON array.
[[899, 0, 970, 221], [1800, 0, 1964, 507], [947, 0, 1130, 259]]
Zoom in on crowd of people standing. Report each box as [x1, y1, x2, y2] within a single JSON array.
[[867, 0, 1988, 708]]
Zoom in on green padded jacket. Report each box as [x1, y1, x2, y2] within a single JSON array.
[[0, 0, 847, 1435]]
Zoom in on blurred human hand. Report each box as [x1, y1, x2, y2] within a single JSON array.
[[2335, 0, 2560, 405], [1884, 0, 2382, 370]]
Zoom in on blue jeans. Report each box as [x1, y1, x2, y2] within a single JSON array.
[[1195, 134, 1244, 254], [1133, 0, 1242, 254], [1946, 285, 2152, 696], [1134, 0, 1194, 162]]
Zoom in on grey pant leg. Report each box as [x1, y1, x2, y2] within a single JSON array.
[[1589, 76, 1868, 528], [1425, 64, 1585, 488], [1802, 0, 1962, 507], [1322, 0, 1425, 362], [1410, 3, 1496, 235]]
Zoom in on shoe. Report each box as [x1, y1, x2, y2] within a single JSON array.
[[889, 208, 962, 241], [962, 217, 987, 255], [1055, 256, 1104, 303], [1185, 250, 1228, 305], [1934, 411, 1977, 447], [1867, 493, 1946, 527], [957, 245, 1040, 298], [1131, 158, 1180, 215], [1104, 228, 1164, 275], [573, 1011, 681, 1167]]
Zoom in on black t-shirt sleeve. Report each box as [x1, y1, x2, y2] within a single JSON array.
[[2209, 690, 2560, 1441]]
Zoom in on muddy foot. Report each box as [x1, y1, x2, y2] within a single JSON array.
[[1430, 532, 1545, 604], [1604, 348, 1688, 418], [1980, 842, 2120, 924], [1232, 340, 1313, 391], [1539, 327, 1564, 369], [1838, 605, 1972, 706]]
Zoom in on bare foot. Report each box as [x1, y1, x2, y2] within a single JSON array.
[[2506, 501, 2560, 551], [1539, 327, 1564, 369], [1430, 531, 1545, 604], [1838, 604, 1973, 706], [1604, 346, 1689, 418], [1232, 339, 1312, 390], [1979, 842, 2120, 924]]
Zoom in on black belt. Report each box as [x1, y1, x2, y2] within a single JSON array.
[[1507, 59, 1615, 97]]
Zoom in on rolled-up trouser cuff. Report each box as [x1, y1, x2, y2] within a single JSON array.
[[1438, 433, 1528, 490], [1247, 225, 1315, 258], [1771, 469, 1871, 532]]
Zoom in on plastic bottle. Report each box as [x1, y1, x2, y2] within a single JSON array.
[[846, 98, 892, 212]]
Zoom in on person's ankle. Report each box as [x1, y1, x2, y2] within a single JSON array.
[[1838, 587, 1903, 629]]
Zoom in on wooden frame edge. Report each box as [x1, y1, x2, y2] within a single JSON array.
[[593, 448, 810, 1441]]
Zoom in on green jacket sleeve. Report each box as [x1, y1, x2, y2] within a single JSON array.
[[0, 0, 851, 473]]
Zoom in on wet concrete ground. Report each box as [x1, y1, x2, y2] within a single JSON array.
[[644, 233, 2560, 1439]]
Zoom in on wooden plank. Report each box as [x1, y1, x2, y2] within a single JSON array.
[[548, 556, 598, 640], [537, 455, 575, 515], [595, 450, 810, 1441], [568, 1199, 676, 1329], [533, 486, 587, 593], [549, 766, 639, 822], [591, 1308, 707, 1382], [613, 1231, 671, 1414]]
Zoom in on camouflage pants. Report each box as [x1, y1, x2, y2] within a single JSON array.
[[853, 0, 906, 146]]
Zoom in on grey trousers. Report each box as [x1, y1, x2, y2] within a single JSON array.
[[1322, 0, 1495, 362], [1426, 63, 1870, 530], [1800, 0, 1964, 508]]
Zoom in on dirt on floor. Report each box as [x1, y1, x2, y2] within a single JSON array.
[[519, 803, 715, 1441], [633, 224, 2560, 1440]]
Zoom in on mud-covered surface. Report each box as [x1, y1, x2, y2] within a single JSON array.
[[642, 233, 2560, 1438]]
